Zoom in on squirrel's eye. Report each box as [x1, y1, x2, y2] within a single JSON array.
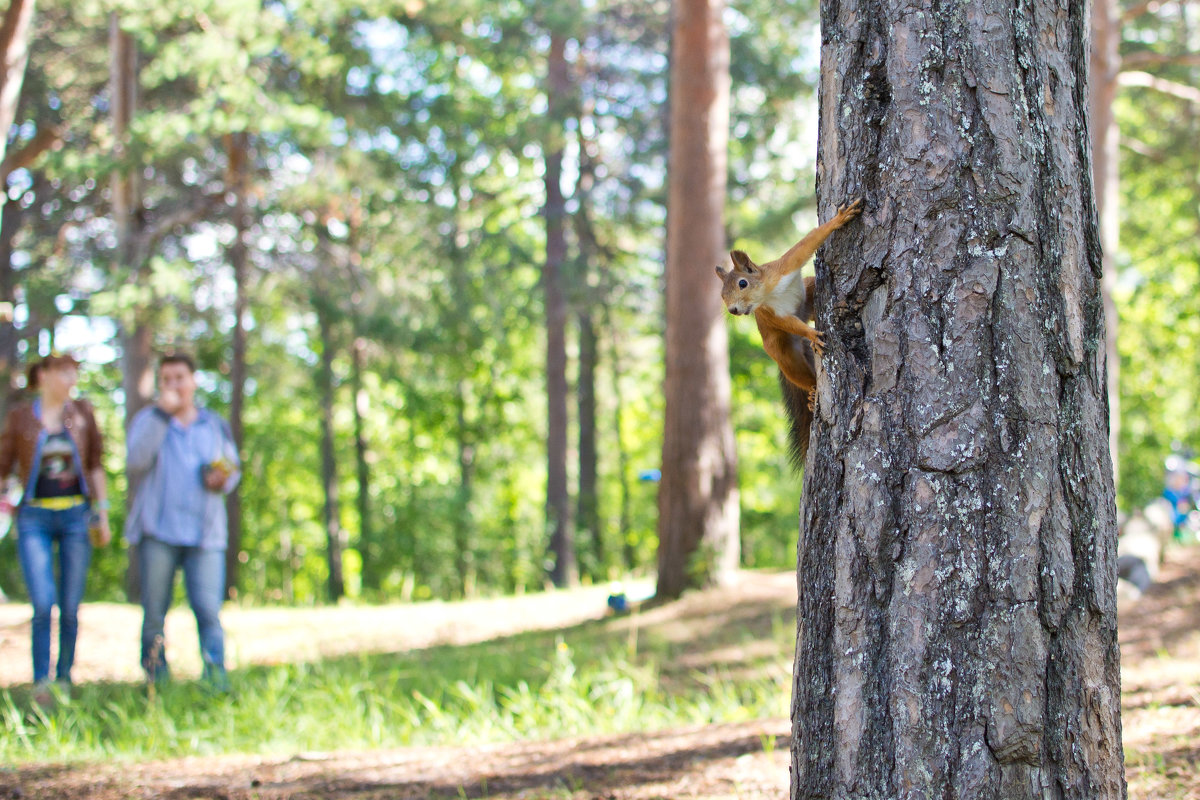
[[738, 279, 748, 289]]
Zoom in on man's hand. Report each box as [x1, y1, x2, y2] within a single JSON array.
[[157, 387, 184, 416], [204, 462, 231, 492]]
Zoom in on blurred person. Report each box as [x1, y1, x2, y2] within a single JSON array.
[[124, 352, 240, 692], [1164, 453, 1199, 541], [0, 353, 112, 705]]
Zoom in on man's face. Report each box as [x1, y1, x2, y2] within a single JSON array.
[[159, 362, 197, 408]]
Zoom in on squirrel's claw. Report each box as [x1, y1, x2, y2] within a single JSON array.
[[811, 330, 826, 357], [834, 197, 864, 224]]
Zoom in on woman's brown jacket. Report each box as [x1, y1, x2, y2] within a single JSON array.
[[0, 399, 104, 497]]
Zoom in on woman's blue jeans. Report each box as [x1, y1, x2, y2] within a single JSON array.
[[139, 536, 226, 681], [16, 504, 92, 683]]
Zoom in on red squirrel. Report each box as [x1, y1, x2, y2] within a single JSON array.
[[716, 197, 863, 407]]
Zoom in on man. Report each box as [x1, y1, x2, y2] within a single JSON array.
[[125, 353, 240, 691]]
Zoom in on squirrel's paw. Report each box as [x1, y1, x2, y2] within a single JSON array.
[[811, 330, 826, 357], [806, 392, 817, 412], [834, 197, 864, 224]]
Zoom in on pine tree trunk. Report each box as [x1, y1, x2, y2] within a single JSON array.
[[110, 16, 153, 602], [224, 131, 250, 600], [656, 0, 739, 599], [1090, 0, 1121, 488], [0, 0, 36, 237], [317, 304, 344, 602], [793, 1, 1125, 797], [0, 199, 22, 400], [351, 333, 375, 592], [544, 31, 576, 588], [577, 309, 601, 576], [111, 18, 152, 430]]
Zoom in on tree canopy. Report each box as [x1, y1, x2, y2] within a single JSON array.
[[1, 0, 1197, 604]]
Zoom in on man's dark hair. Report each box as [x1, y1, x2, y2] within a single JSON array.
[[159, 352, 196, 373]]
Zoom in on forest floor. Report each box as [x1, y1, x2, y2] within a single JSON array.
[[2, 549, 1200, 799]]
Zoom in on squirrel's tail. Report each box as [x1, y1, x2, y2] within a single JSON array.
[[779, 372, 812, 470], [778, 332, 816, 470]]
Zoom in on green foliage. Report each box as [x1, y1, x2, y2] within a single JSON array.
[[1112, 9, 1200, 512]]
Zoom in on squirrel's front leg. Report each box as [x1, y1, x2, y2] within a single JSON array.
[[759, 307, 825, 356]]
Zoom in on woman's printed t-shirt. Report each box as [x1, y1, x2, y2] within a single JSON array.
[[35, 431, 83, 498]]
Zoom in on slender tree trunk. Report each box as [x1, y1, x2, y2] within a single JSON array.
[[224, 131, 250, 599], [792, 1, 1124, 797], [0, 0, 35, 165], [608, 319, 636, 572], [110, 17, 152, 426], [454, 379, 477, 597], [1090, 0, 1120, 487], [656, 0, 738, 599], [110, 16, 153, 602], [351, 333, 375, 592], [0, 0, 35, 241], [544, 31, 576, 588], [577, 308, 601, 577], [0, 198, 22, 400], [317, 303, 344, 602]]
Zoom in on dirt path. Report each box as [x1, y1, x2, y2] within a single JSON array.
[[6, 718, 793, 800]]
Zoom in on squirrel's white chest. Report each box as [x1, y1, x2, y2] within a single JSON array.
[[765, 271, 807, 313]]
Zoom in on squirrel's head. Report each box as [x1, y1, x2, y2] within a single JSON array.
[[715, 250, 763, 316]]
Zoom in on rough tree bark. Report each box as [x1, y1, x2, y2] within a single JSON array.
[[656, 0, 739, 599], [792, 0, 1125, 797]]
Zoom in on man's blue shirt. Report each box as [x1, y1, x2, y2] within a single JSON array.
[[155, 415, 226, 546], [124, 406, 239, 550]]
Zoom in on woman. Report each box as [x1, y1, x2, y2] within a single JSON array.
[[0, 354, 112, 702]]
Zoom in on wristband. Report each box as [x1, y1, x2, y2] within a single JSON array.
[[95, 499, 110, 511]]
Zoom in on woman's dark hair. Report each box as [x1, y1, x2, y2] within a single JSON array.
[[26, 353, 80, 390]]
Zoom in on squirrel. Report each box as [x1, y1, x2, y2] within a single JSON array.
[[716, 197, 863, 464]]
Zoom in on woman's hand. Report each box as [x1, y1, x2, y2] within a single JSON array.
[[90, 511, 113, 547]]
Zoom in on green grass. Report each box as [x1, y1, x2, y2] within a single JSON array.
[[0, 605, 796, 764]]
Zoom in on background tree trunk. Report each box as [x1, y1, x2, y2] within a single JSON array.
[[110, 17, 152, 429], [224, 130, 250, 599], [576, 308, 601, 576], [656, 0, 739, 599], [0, 0, 36, 167], [317, 301, 344, 602], [0, 0, 36, 236], [793, 1, 1125, 797], [0, 200, 23, 401], [544, 31, 576, 588], [351, 333, 375, 593], [110, 16, 152, 603], [1090, 0, 1121, 487]]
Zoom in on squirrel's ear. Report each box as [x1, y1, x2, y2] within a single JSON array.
[[730, 250, 755, 273], [715, 265, 727, 279]]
